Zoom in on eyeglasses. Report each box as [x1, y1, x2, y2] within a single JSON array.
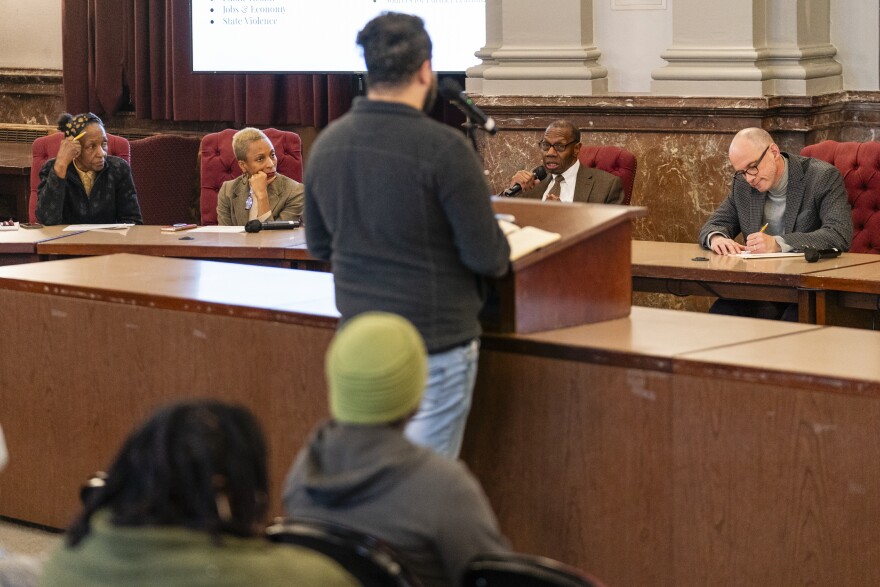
[[538, 140, 577, 152], [733, 145, 770, 179]]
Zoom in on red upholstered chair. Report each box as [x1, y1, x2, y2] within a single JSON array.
[[577, 145, 637, 205], [29, 132, 131, 223], [129, 134, 202, 225], [199, 128, 303, 225], [800, 140, 880, 254]]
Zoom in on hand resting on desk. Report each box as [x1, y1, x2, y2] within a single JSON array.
[[709, 234, 745, 255]]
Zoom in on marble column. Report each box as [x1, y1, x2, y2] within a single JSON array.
[[466, 0, 607, 96], [651, 0, 842, 96]]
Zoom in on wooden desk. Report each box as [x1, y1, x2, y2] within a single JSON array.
[[0, 224, 76, 266], [0, 254, 338, 528], [632, 240, 880, 322], [466, 306, 880, 586], [37, 225, 309, 267], [0, 142, 31, 222], [800, 261, 880, 327], [6, 254, 880, 585]]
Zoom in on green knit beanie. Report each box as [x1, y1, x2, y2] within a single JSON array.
[[327, 312, 427, 425]]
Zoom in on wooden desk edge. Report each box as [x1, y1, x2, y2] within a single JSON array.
[[0, 277, 339, 329], [672, 355, 880, 398], [481, 334, 674, 372]]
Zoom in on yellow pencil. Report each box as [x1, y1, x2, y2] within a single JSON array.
[[759, 223, 769, 234], [72, 131, 86, 141]]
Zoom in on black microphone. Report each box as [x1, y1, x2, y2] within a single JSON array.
[[803, 247, 842, 263], [438, 78, 496, 134], [244, 219, 301, 233], [502, 166, 548, 198]]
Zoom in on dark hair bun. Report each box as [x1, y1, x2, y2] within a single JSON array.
[[57, 112, 74, 132]]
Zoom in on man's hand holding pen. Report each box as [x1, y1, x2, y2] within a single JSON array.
[[745, 223, 779, 253]]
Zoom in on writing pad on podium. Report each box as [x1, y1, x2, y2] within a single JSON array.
[[483, 199, 647, 334]]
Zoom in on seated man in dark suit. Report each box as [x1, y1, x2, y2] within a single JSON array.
[[506, 119, 624, 204], [698, 127, 853, 320], [283, 312, 509, 587]]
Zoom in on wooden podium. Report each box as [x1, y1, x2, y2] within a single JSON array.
[[483, 198, 647, 334]]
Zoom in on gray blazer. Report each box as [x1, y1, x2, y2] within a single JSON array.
[[520, 165, 624, 205], [216, 173, 304, 226], [698, 152, 852, 252]]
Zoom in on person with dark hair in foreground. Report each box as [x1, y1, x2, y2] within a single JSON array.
[[305, 12, 510, 459], [41, 400, 356, 587], [284, 312, 510, 587], [508, 120, 624, 204], [36, 112, 143, 226]]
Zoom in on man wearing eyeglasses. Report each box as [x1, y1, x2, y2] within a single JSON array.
[[698, 127, 852, 319], [507, 120, 624, 204]]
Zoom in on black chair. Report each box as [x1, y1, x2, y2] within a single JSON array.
[[266, 519, 423, 587], [461, 553, 606, 587], [79, 471, 108, 505]]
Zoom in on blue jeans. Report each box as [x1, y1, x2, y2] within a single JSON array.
[[404, 338, 480, 459]]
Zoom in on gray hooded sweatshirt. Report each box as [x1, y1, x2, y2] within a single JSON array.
[[282, 422, 509, 587]]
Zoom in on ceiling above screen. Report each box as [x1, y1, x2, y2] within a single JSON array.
[[191, 0, 486, 74]]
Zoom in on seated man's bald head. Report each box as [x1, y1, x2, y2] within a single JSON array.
[[730, 127, 772, 153]]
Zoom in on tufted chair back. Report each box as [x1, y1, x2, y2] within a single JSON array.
[[30, 132, 131, 223], [577, 145, 637, 205], [199, 128, 303, 225], [801, 140, 880, 254], [129, 134, 202, 225]]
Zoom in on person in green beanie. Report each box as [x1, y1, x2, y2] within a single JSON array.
[[41, 400, 356, 587], [283, 312, 510, 587]]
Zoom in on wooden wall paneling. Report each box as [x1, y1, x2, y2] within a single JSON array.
[[464, 350, 674, 586], [0, 289, 335, 528], [671, 373, 880, 586]]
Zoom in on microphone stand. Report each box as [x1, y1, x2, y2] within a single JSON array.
[[463, 115, 479, 153]]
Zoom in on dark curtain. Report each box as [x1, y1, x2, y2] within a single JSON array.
[[62, 0, 355, 127]]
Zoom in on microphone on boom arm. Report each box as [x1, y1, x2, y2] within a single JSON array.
[[438, 78, 497, 134]]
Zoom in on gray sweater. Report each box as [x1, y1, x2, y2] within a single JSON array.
[[304, 98, 510, 352], [283, 423, 510, 587]]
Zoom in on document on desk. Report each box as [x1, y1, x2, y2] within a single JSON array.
[[188, 226, 246, 234], [733, 251, 805, 259], [63, 223, 135, 231], [499, 219, 561, 261]]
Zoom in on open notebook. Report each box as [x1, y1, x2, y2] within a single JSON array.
[[498, 219, 561, 261]]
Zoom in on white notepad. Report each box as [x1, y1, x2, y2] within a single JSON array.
[[188, 226, 246, 234], [733, 251, 804, 259], [64, 223, 134, 231]]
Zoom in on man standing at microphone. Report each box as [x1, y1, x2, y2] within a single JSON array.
[[506, 120, 624, 204], [304, 12, 510, 459]]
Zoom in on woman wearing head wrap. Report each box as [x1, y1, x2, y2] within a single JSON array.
[[216, 128, 304, 226], [35, 112, 143, 225]]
